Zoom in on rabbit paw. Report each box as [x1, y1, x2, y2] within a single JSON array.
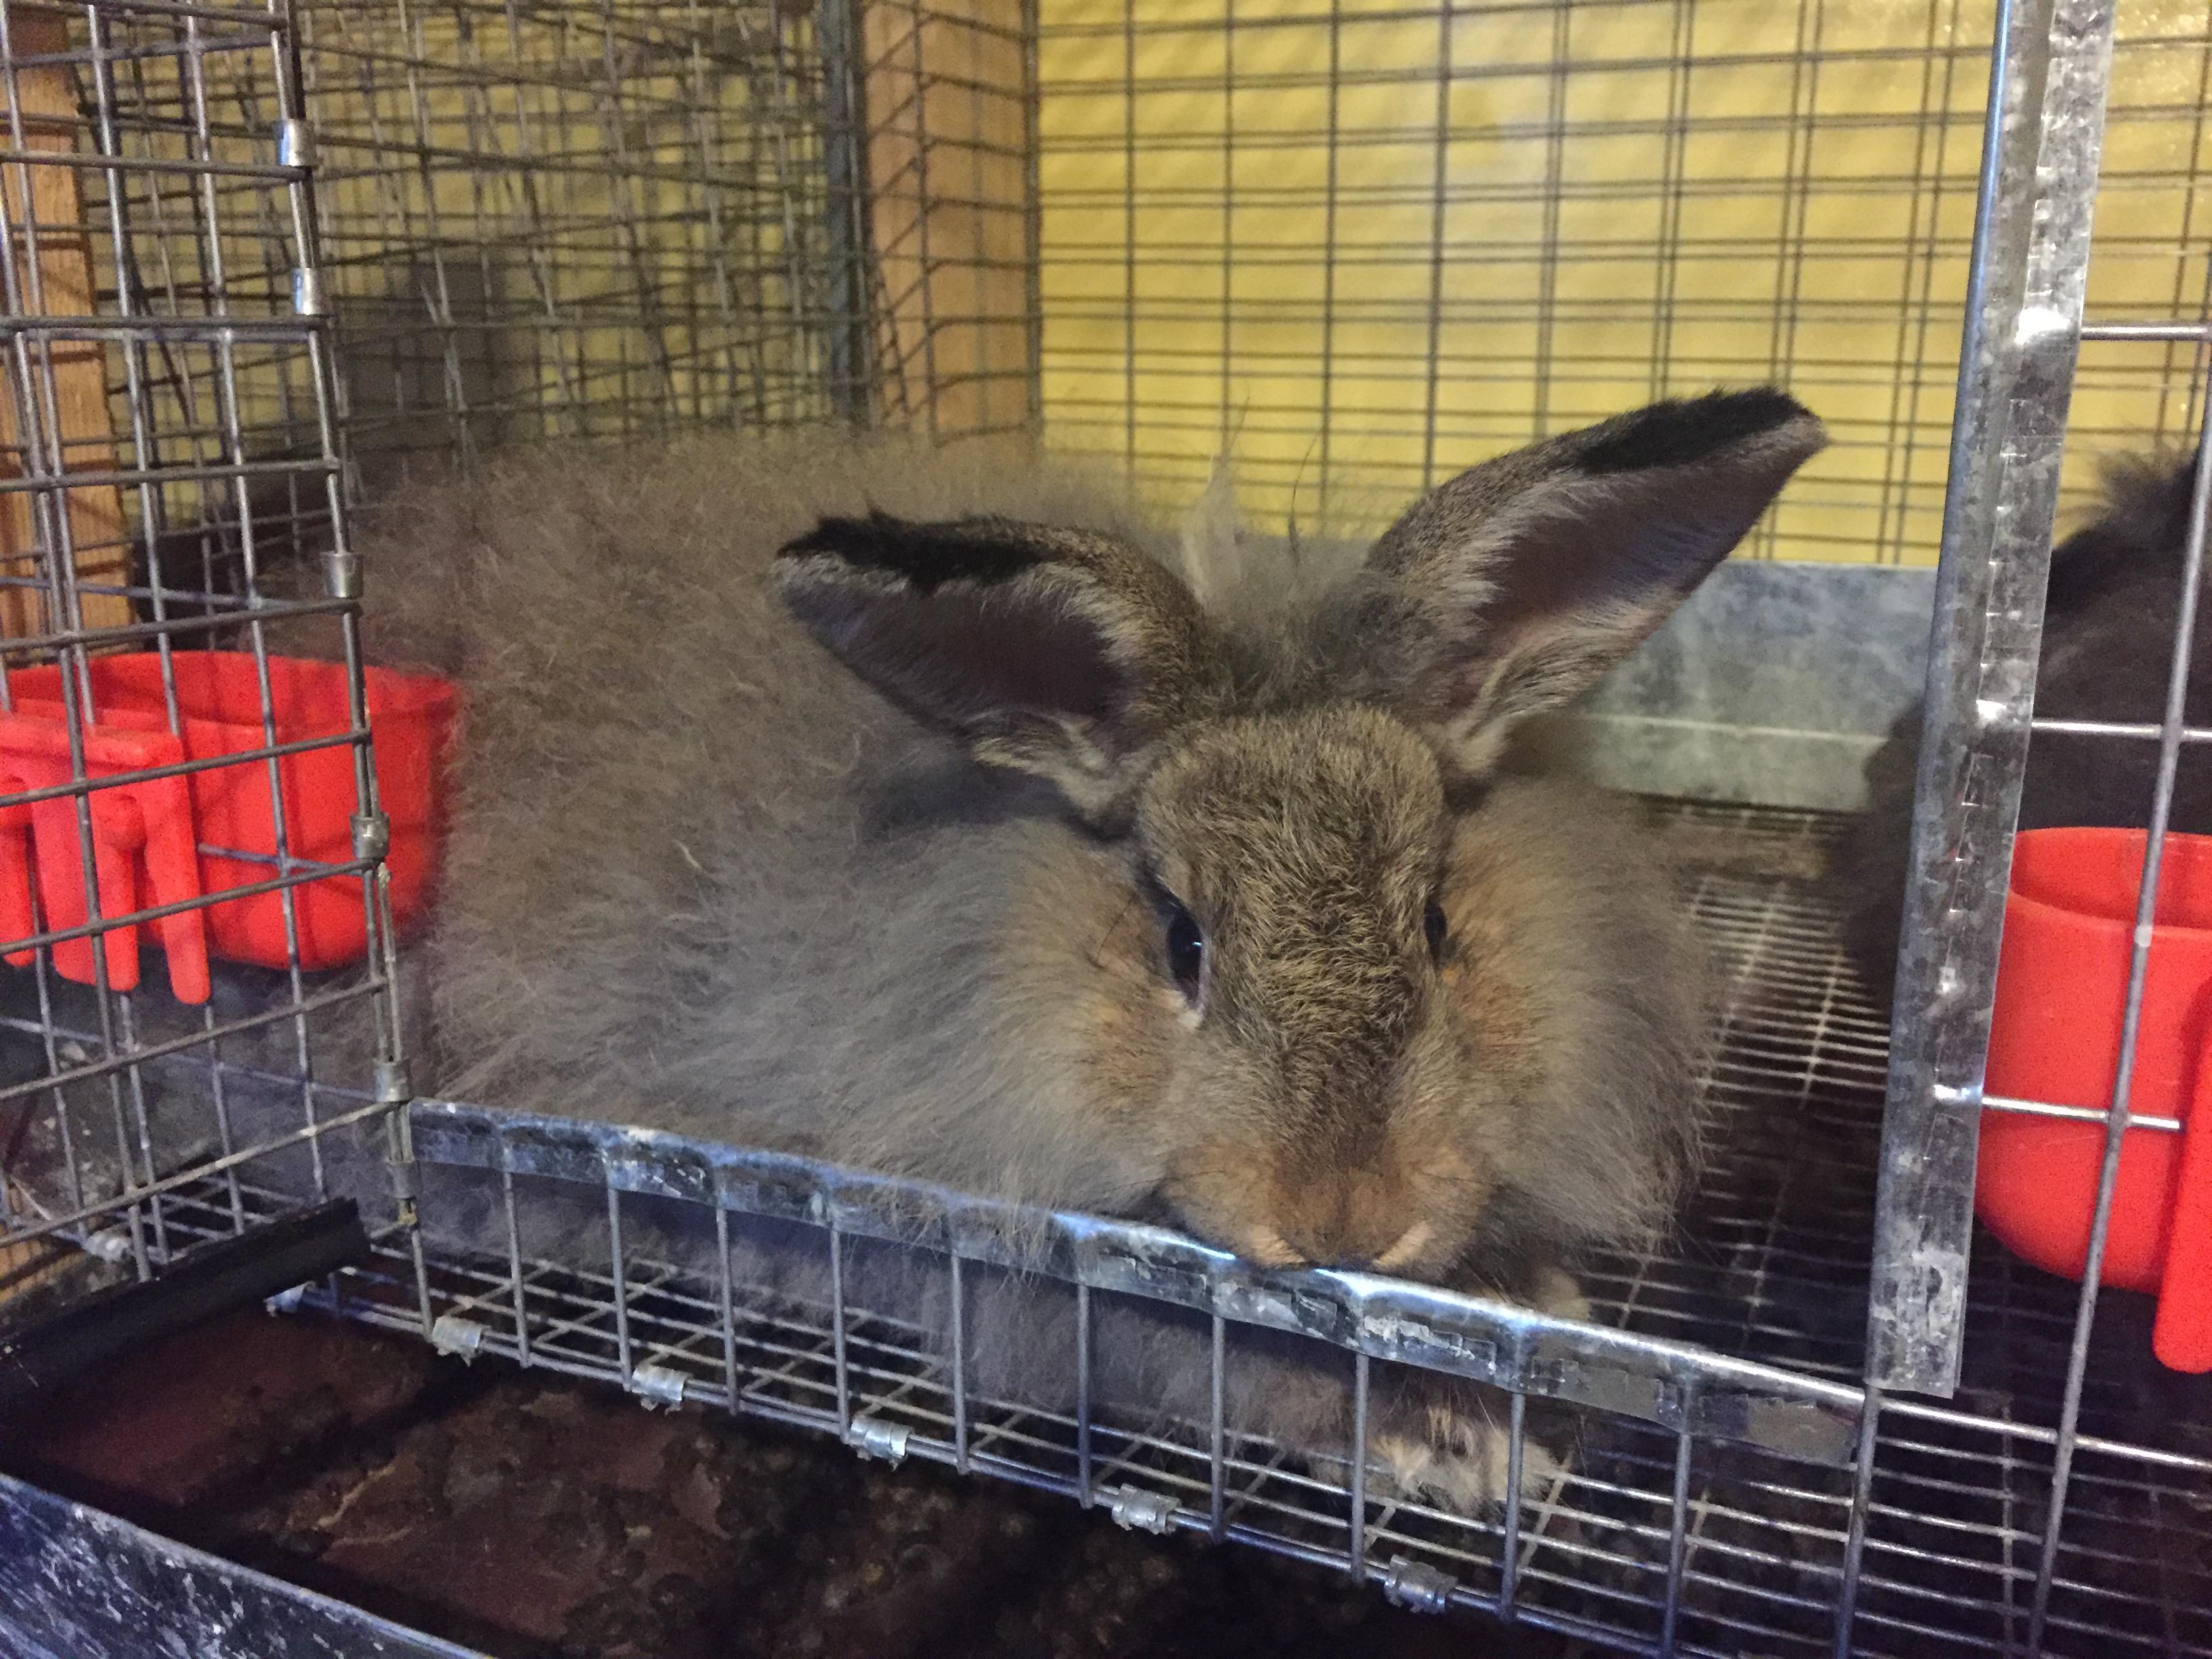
[[1366, 1265, 1587, 1512], [1372, 1401, 1564, 1511]]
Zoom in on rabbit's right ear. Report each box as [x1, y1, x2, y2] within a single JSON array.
[[774, 512, 1220, 819], [1342, 388, 1826, 775]]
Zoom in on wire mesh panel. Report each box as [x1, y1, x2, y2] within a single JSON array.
[[0, 2, 402, 1293], [856, 0, 1040, 439], [1880, 280, 2212, 1652], [303, 814, 1871, 1657], [298, 0, 869, 473], [293, 0, 1042, 470], [1030, 0, 2212, 552], [0, 0, 902, 1309], [260, 800, 2204, 1658]]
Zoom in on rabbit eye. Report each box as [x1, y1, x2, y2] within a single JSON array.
[[1165, 904, 1205, 995], [1424, 901, 1448, 960]]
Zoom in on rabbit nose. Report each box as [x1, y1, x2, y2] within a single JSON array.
[[1273, 1171, 1419, 1269]]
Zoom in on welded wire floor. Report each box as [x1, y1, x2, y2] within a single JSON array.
[[1626, 801, 2212, 1657]]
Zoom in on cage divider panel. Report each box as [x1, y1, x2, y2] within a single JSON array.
[[0, 1, 401, 1292]]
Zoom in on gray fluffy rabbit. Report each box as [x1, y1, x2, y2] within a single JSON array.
[[339, 389, 1824, 1507], [1839, 455, 2208, 1007]]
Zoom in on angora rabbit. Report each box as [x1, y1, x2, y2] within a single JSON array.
[[1839, 455, 2207, 1007], [348, 390, 1824, 1507]]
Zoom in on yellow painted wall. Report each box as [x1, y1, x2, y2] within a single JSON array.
[[1035, 0, 2212, 562]]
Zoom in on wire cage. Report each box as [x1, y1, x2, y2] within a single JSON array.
[[0, 1, 392, 1297], [1, 1, 2209, 1657]]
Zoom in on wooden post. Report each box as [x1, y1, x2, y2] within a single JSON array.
[[0, 7, 133, 642], [862, 0, 1036, 440]]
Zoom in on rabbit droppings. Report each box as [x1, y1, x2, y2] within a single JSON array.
[[1837, 453, 2208, 1008], [350, 390, 1825, 1513]]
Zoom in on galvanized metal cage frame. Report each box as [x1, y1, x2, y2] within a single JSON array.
[[1, 2, 2208, 1657]]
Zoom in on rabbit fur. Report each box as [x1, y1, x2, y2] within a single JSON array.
[[1838, 455, 2209, 1006], [293, 392, 1826, 1510]]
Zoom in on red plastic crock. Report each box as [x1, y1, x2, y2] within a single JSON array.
[[0, 652, 457, 1000], [1978, 827, 2212, 1371]]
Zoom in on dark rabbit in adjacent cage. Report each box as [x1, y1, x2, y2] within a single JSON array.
[[1838, 453, 2211, 1006], [305, 387, 1826, 1512]]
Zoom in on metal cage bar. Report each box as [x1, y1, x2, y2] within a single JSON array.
[[1867, 0, 2121, 1401]]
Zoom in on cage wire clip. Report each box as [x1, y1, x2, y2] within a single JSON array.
[[1380, 1557, 1457, 1614], [844, 1415, 910, 1466], [1105, 1487, 1179, 1536], [275, 117, 316, 171], [429, 1312, 489, 1361], [323, 547, 361, 600], [627, 1361, 689, 1410], [79, 1227, 134, 1265], [380, 1091, 422, 1227], [353, 813, 391, 863]]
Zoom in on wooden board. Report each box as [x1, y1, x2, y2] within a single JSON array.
[[0, 7, 133, 642], [862, 0, 1034, 439]]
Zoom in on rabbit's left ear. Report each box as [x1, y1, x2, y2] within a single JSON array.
[[1344, 389, 1826, 774], [775, 512, 1221, 818]]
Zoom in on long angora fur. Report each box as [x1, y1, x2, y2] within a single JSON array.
[[349, 436, 1168, 1187], [316, 397, 1825, 1507]]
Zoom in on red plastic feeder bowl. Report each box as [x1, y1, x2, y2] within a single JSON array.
[[1980, 827, 2212, 1372], [0, 652, 457, 1003]]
